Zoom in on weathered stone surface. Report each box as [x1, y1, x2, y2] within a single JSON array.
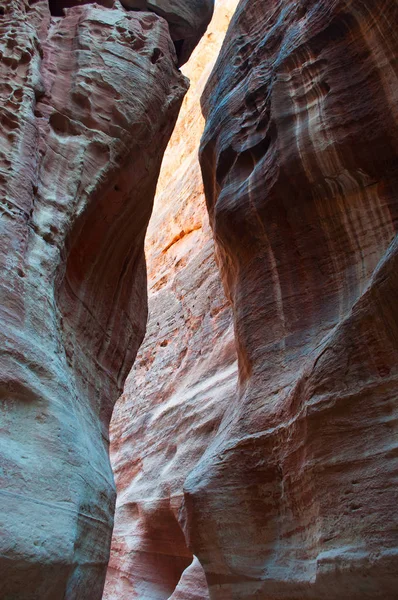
[[119, 0, 215, 66], [48, 0, 214, 65], [195, 0, 398, 598], [0, 0, 191, 598], [104, 1, 238, 597]]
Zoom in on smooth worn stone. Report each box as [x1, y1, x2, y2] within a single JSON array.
[[195, 0, 398, 598]]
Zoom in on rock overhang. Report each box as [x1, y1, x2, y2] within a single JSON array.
[[119, 0, 215, 65], [48, 0, 215, 66]]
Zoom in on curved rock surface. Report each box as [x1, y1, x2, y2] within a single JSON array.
[[0, 0, 203, 597], [104, 1, 238, 597], [195, 0, 398, 598]]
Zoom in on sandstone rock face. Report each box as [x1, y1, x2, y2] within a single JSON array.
[[119, 0, 215, 66], [104, 1, 238, 598], [0, 0, 205, 597], [49, 0, 214, 65], [195, 0, 398, 598]]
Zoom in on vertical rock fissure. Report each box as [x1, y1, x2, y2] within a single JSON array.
[[104, 1, 239, 598]]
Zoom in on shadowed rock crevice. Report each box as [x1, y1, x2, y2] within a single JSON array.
[[47, 0, 113, 16], [120, 0, 214, 65]]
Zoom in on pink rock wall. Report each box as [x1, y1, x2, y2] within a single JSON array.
[[3, 0, 396, 597], [104, 1, 238, 598], [0, 0, 211, 597], [194, 0, 398, 598]]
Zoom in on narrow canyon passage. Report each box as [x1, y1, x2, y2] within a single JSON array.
[[104, 1, 239, 597], [0, 0, 397, 599]]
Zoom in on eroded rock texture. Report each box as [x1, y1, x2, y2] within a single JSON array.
[[119, 0, 215, 66], [104, 1, 238, 597], [196, 0, 398, 598], [0, 0, 210, 597]]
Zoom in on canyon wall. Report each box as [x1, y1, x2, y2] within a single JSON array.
[[0, 0, 211, 598], [194, 0, 398, 598], [104, 1, 238, 598]]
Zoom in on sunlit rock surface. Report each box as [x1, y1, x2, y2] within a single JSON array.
[[104, 1, 238, 598], [0, 0, 198, 597], [194, 0, 398, 598]]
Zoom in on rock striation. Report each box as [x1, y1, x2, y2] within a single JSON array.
[[104, 1, 238, 598], [0, 0, 211, 598], [194, 0, 398, 598]]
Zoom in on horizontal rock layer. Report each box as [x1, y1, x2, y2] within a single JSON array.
[[0, 0, 191, 598], [196, 0, 398, 598], [104, 1, 238, 598]]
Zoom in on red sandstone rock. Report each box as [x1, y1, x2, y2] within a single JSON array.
[[0, 0, 208, 597], [194, 0, 398, 597], [104, 1, 238, 597]]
